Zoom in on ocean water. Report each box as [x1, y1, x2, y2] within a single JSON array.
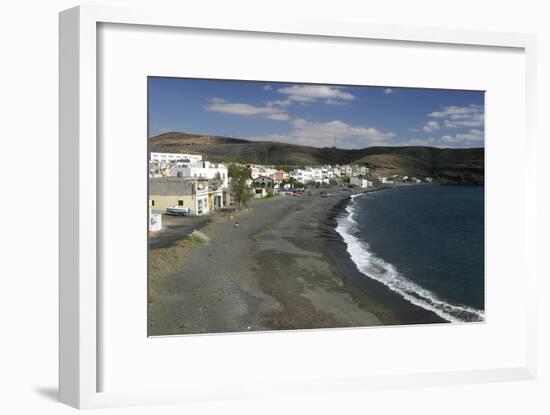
[[336, 185, 485, 323]]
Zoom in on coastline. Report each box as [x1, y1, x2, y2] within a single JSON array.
[[326, 189, 447, 325], [148, 185, 446, 336]]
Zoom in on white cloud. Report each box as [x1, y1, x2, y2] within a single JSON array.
[[441, 129, 484, 143], [422, 120, 440, 133], [429, 104, 484, 128], [455, 129, 484, 141], [249, 118, 395, 149], [275, 85, 355, 104], [440, 135, 456, 143], [266, 99, 292, 107], [384, 88, 393, 94], [443, 115, 484, 128], [266, 113, 292, 121], [263, 85, 273, 91], [324, 99, 348, 106], [205, 98, 290, 121], [400, 130, 483, 148], [405, 137, 437, 146]]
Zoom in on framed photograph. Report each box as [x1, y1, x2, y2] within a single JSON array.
[[146, 77, 486, 336], [59, 5, 538, 409]]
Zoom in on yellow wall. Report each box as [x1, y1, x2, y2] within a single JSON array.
[[149, 195, 194, 212]]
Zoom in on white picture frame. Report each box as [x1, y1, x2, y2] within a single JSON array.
[[59, 4, 538, 409]]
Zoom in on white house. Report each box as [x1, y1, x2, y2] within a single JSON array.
[[289, 168, 311, 183], [250, 165, 277, 179], [253, 176, 274, 187], [290, 167, 334, 184], [340, 164, 369, 177], [178, 161, 229, 188], [350, 177, 372, 188], [325, 165, 341, 178], [149, 153, 205, 178], [290, 168, 317, 182], [150, 152, 203, 164]]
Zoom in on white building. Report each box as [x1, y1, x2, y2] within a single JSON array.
[[179, 161, 229, 188], [290, 168, 314, 183], [250, 165, 277, 179], [253, 176, 274, 187], [341, 164, 369, 177], [149, 152, 205, 178], [328, 165, 342, 178], [150, 152, 203, 164], [319, 165, 337, 179], [290, 167, 330, 184], [350, 177, 372, 188]]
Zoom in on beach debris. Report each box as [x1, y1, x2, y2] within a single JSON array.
[[191, 230, 210, 242]]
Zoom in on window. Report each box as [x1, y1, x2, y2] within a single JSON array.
[[151, 200, 155, 206], [178, 200, 184, 206]]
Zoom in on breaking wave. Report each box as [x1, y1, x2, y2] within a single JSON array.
[[335, 194, 484, 323]]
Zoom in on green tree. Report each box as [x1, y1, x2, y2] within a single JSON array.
[[228, 164, 252, 209]]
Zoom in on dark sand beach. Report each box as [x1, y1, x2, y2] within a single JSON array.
[[148, 188, 445, 336]]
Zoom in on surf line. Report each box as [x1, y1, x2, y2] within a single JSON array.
[[335, 193, 484, 323]]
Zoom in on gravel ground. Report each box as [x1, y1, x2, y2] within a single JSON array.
[[148, 189, 401, 336]]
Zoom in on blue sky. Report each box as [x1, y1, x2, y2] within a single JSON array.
[[148, 77, 484, 149]]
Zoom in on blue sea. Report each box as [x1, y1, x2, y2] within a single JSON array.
[[335, 185, 485, 323]]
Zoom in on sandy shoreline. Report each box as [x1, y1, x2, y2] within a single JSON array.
[[326, 192, 447, 325], [148, 186, 444, 336]]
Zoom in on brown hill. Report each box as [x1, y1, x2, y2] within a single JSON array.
[[149, 132, 484, 184]]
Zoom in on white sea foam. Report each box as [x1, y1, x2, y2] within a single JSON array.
[[335, 195, 485, 323]]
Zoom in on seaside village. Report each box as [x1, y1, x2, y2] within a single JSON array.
[[148, 151, 433, 231]]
